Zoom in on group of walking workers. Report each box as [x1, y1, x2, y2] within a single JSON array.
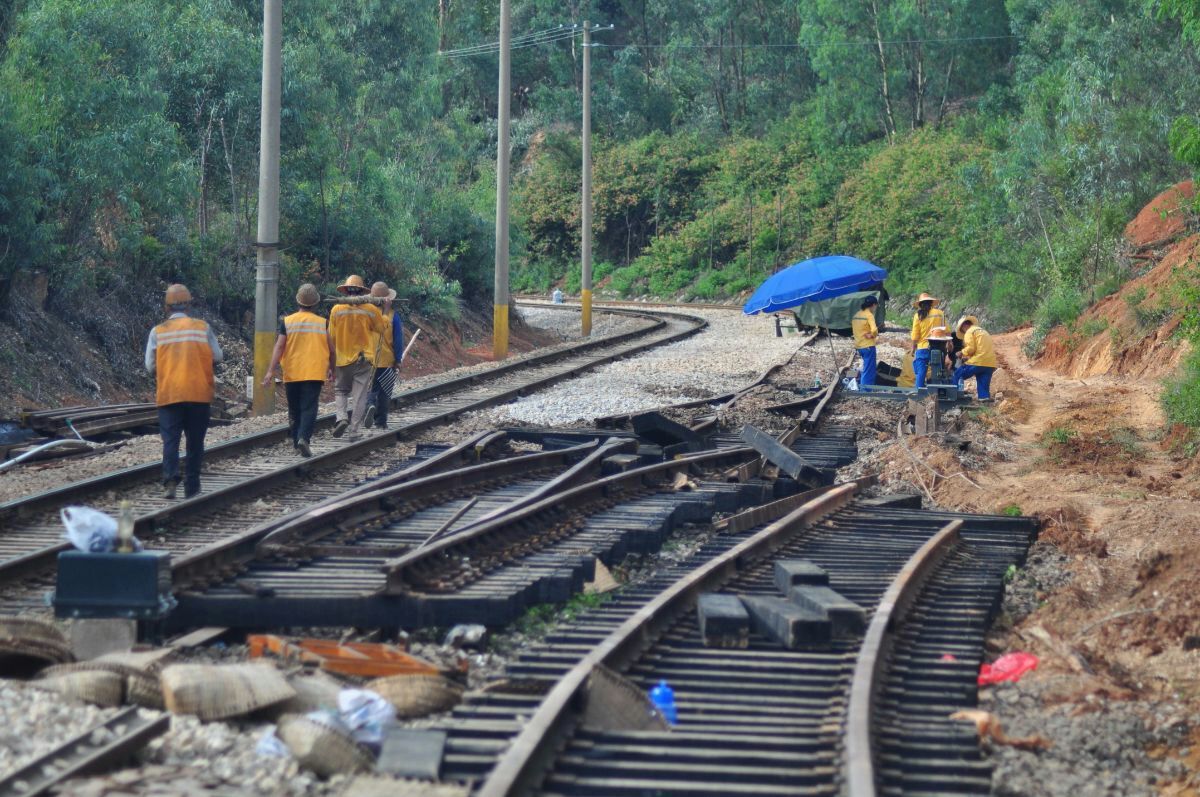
[[146, 275, 405, 499], [850, 291, 997, 400]]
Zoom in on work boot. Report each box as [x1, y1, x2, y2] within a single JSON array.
[[363, 405, 376, 428], [162, 479, 178, 500], [297, 439, 313, 458], [346, 433, 361, 443], [332, 418, 349, 438]]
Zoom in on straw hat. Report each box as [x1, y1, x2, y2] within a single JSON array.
[[165, 284, 192, 306], [296, 283, 320, 307], [955, 315, 978, 338], [913, 292, 939, 307], [337, 275, 367, 295], [370, 281, 397, 301], [927, 326, 953, 341]]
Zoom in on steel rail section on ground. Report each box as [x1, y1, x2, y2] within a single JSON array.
[[0, 306, 706, 586], [463, 495, 1034, 797]]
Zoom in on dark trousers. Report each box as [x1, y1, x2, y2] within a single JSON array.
[[285, 380, 323, 445], [368, 367, 396, 428], [159, 402, 210, 497]]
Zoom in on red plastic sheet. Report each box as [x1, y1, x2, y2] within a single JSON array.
[[978, 652, 1039, 685]]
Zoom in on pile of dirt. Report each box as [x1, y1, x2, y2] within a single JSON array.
[[1124, 179, 1194, 248], [1039, 235, 1195, 381]]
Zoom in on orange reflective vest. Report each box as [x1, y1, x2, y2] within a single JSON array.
[[375, 310, 397, 367], [154, 317, 214, 405], [281, 310, 329, 382], [329, 303, 384, 367]]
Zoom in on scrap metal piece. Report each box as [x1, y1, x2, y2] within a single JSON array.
[[739, 425, 830, 487]]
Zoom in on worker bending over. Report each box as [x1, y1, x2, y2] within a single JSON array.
[[909, 292, 946, 389], [953, 315, 998, 401], [328, 275, 385, 441], [366, 281, 403, 430], [145, 284, 223, 499], [262, 283, 329, 458], [851, 295, 879, 387]]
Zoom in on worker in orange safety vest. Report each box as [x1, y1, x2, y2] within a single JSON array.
[[262, 283, 329, 458], [328, 274, 385, 441], [145, 284, 224, 498]]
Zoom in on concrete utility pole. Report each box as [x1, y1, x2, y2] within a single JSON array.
[[580, 21, 593, 337], [252, 0, 282, 415], [493, 0, 512, 360]]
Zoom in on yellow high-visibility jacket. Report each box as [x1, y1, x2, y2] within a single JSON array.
[[911, 308, 947, 350], [153, 317, 215, 405], [961, 326, 998, 367], [281, 310, 329, 382], [851, 309, 878, 349], [375, 310, 397, 368], [898, 352, 916, 388], [329, 303, 384, 367]]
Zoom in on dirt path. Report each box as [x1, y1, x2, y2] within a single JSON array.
[[923, 329, 1200, 795]]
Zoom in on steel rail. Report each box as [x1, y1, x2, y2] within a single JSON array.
[[0, 303, 696, 523], [843, 519, 963, 797], [475, 481, 866, 797], [0, 308, 706, 585], [380, 444, 772, 595], [169, 438, 610, 590], [0, 706, 169, 797]]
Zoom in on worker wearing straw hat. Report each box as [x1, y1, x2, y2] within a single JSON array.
[[261, 283, 329, 458], [851, 295, 879, 387], [909, 292, 946, 389], [145, 284, 224, 499], [328, 275, 385, 441], [953, 315, 998, 400], [365, 281, 403, 429]]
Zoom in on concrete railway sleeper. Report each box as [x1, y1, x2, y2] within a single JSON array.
[[164, 431, 859, 631], [0, 307, 706, 587], [458, 489, 1035, 797]]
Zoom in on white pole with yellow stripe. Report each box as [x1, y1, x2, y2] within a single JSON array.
[[252, 0, 282, 415], [493, 0, 512, 360], [580, 20, 593, 337]]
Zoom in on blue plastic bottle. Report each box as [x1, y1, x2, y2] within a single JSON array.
[[649, 679, 678, 725]]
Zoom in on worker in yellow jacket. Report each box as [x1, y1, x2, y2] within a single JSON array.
[[953, 315, 998, 400], [850, 295, 879, 387], [328, 275, 385, 441], [262, 284, 329, 458], [366, 281, 403, 429], [910, 292, 946, 389], [145, 284, 224, 499]]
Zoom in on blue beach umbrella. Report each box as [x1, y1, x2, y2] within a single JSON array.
[[742, 255, 887, 316]]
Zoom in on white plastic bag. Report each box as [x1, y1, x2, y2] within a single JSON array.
[[255, 727, 290, 758], [337, 689, 395, 753], [60, 506, 118, 552]]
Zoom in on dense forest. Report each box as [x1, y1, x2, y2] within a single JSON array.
[[2, 0, 1200, 419]]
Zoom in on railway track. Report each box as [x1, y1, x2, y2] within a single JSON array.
[[421, 484, 1035, 796], [0, 305, 706, 594]]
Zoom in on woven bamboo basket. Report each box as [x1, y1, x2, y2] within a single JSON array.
[[365, 674, 464, 719], [34, 670, 125, 707], [268, 670, 344, 717], [42, 659, 165, 708], [0, 617, 73, 674], [276, 713, 374, 777], [161, 662, 296, 720]]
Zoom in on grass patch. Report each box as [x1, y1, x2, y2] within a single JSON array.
[[1041, 426, 1078, 446], [1002, 504, 1023, 517], [511, 591, 611, 639]]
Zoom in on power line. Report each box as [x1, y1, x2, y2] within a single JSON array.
[[591, 34, 1019, 49], [439, 23, 613, 59]]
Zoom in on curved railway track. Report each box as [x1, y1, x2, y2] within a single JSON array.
[[0, 305, 706, 593], [423, 483, 1036, 797]]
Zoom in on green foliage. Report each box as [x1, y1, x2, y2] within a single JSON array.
[[1042, 425, 1078, 445], [1002, 505, 1024, 517]]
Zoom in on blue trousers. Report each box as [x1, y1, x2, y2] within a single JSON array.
[[954, 364, 996, 399], [159, 402, 209, 497], [857, 346, 877, 386], [913, 349, 931, 388]]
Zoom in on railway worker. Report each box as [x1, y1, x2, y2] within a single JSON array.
[[145, 283, 223, 499], [953, 315, 998, 401], [851, 295, 879, 387], [365, 281, 403, 430], [909, 293, 946, 389], [261, 283, 329, 458], [328, 274, 385, 441]]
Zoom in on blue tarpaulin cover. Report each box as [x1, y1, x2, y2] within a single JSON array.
[[743, 255, 888, 315]]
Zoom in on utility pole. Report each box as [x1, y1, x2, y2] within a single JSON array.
[[493, 0, 512, 360], [252, 0, 281, 415], [580, 20, 593, 337]]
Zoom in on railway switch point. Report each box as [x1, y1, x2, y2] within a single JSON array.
[[697, 593, 750, 648], [787, 585, 866, 636], [772, 559, 830, 593], [741, 594, 832, 648]]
